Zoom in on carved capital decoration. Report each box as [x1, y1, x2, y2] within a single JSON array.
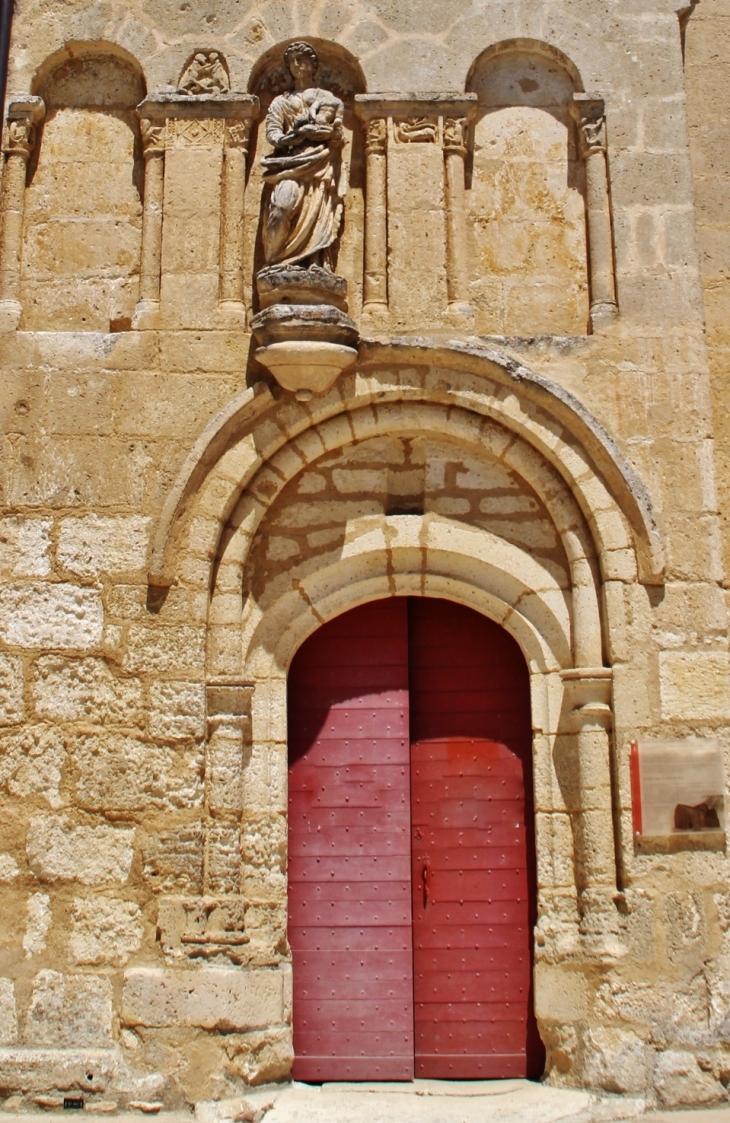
[[365, 116, 387, 154], [3, 98, 45, 161], [225, 117, 252, 152], [574, 95, 607, 156], [178, 49, 231, 95], [393, 115, 438, 143], [139, 117, 165, 157], [443, 116, 468, 155]]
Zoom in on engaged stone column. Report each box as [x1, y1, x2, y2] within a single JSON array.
[[134, 92, 259, 331], [205, 679, 252, 896], [219, 117, 252, 319], [443, 113, 474, 319], [360, 114, 388, 314], [0, 96, 45, 332], [561, 667, 621, 956], [135, 117, 166, 323], [574, 95, 618, 328]]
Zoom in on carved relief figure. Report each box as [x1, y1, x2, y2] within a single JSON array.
[[261, 41, 345, 268], [178, 50, 230, 95]]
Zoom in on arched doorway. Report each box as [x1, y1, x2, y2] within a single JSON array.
[[287, 597, 544, 1082]]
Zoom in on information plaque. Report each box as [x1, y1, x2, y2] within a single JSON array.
[[630, 738, 726, 851]]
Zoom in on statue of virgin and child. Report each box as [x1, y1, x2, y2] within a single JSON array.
[[261, 41, 345, 271]]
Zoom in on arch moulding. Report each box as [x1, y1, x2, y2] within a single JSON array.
[[148, 338, 665, 591]]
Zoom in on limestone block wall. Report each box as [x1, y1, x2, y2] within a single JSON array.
[[0, 0, 728, 1113]]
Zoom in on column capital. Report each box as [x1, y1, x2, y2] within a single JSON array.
[[561, 666, 613, 729], [443, 115, 469, 156], [3, 96, 45, 160], [355, 92, 476, 147], [137, 91, 259, 150], [364, 116, 387, 155], [139, 117, 166, 157], [572, 93, 607, 156]]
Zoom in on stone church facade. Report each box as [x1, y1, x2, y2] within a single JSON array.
[[0, 0, 729, 1111]]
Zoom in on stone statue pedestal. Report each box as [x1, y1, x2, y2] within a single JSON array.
[[252, 265, 358, 398]]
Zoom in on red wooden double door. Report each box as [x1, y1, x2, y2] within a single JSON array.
[[288, 597, 544, 1082]]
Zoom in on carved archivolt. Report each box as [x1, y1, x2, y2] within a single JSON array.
[[147, 340, 664, 592]]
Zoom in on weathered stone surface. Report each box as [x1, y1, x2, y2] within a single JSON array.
[[0, 1047, 118, 1094], [69, 897, 144, 966], [149, 681, 206, 741], [25, 970, 114, 1047], [0, 854, 19, 882], [659, 651, 730, 720], [0, 726, 66, 808], [22, 892, 51, 958], [70, 732, 203, 812], [582, 1028, 650, 1094], [0, 518, 51, 579], [0, 656, 24, 726], [57, 516, 150, 579], [121, 968, 284, 1031], [26, 816, 134, 885], [0, 980, 18, 1046], [32, 656, 143, 726], [0, 585, 103, 651], [142, 826, 204, 894], [654, 1049, 725, 1107]]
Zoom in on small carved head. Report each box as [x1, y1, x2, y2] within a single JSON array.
[[284, 40, 319, 82]]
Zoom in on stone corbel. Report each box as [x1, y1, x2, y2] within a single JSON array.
[[355, 93, 477, 320], [133, 92, 259, 330], [0, 96, 45, 332], [572, 94, 619, 330], [560, 667, 623, 957]]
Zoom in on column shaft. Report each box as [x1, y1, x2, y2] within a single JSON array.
[[584, 147, 617, 315], [0, 98, 44, 331], [220, 118, 251, 311], [137, 123, 165, 313], [363, 117, 388, 311], [574, 96, 618, 326], [444, 145, 470, 311], [0, 152, 27, 305]]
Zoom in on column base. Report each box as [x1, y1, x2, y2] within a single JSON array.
[[446, 300, 474, 323], [217, 299, 247, 328], [0, 300, 22, 332], [132, 300, 161, 330], [361, 300, 389, 327], [589, 300, 619, 330]]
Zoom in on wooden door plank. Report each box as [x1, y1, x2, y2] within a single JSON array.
[[288, 598, 414, 1082]]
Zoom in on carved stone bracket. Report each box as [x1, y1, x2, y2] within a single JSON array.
[[572, 93, 618, 329], [133, 92, 259, 328], [0, 96, 45, 331], [355, 94, 477, 319]]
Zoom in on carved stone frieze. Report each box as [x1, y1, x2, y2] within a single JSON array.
[[167, 116, 225, 148], [178, 49, 230, 95], [157, 897, 249, 964], [393, 115, 438, 143]]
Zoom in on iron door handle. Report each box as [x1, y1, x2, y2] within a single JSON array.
[[421, 861, 431, 909]]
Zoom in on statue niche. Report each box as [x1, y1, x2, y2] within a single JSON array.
[[251, 42, 358, 399]]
